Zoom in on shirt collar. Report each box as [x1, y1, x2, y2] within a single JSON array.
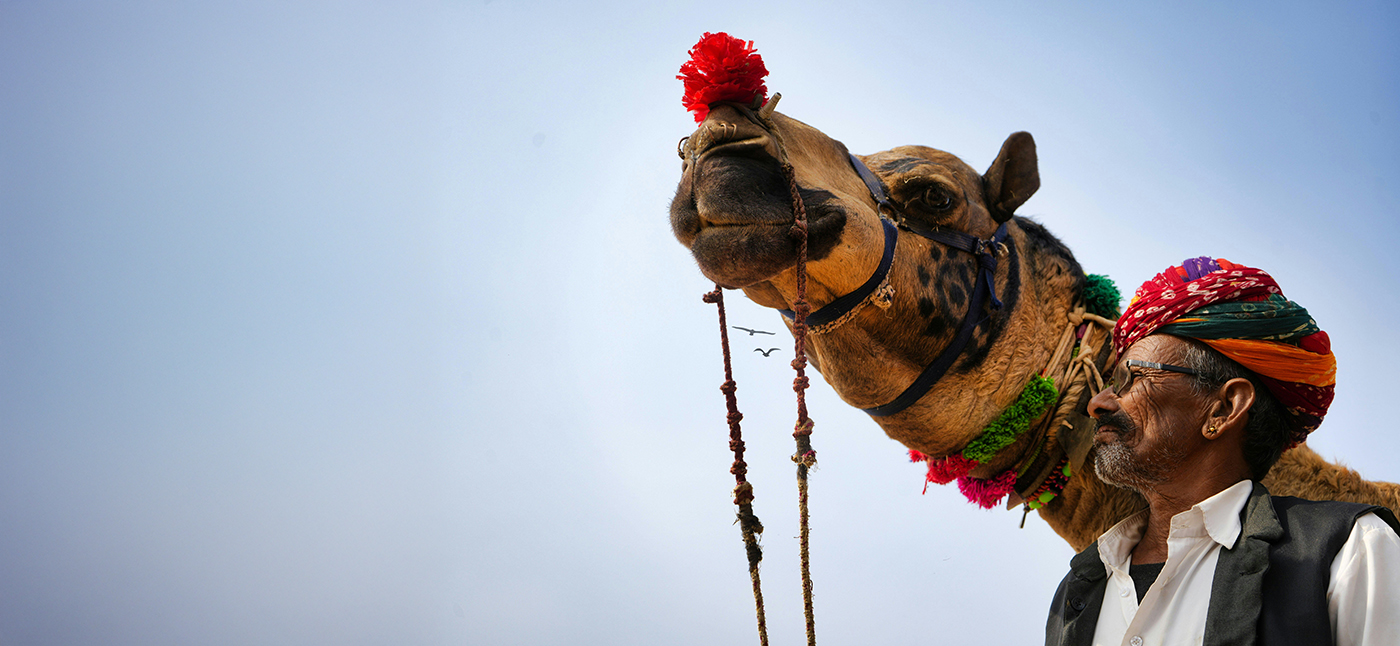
[[1194, 479, 1253, 549], [1095, 479, 1254, 571]]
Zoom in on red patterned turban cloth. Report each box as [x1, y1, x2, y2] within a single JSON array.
[[1113, 256, 1336, 447]]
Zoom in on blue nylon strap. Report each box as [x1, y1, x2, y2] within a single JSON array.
[[779, 217, 898, 326], [787, 152, 1016, 418], [862, 229, 1014, 417], [848, 153, 896, 213]]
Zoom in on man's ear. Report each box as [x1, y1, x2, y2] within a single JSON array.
[[1210, 378, 1257, 438], [983, 131, 1039, 223]]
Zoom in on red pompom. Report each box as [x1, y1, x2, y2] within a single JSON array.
[[677, 32, 769, 123], [924, 455, 979, 486]]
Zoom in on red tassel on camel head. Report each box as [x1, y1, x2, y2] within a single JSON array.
[[678, 32, 769, 123]]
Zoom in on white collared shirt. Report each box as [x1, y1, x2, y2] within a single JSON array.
[[1090, 480, 1400, 646]]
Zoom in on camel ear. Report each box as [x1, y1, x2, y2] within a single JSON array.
[[983, 132, 1039, 223]]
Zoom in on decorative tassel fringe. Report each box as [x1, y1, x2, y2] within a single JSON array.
[[956, 470, 1019, 510], [909, 451, 980, 493], [924, 455, 979, 487]]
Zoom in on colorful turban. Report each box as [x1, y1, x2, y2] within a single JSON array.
[[1114, 257, 1336, 443]]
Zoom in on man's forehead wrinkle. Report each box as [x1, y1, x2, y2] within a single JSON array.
[[1127, 334, 1191, 364]]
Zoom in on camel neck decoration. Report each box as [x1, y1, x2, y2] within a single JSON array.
[[909, 274, 1121, 509], [910, 375, 1058, 507], [670, 33, 1400, 555]]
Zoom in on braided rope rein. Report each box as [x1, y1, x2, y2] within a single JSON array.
[[701, 286, 769, 646], [702, 156, 819, 646], [780, 160, 818, 646]]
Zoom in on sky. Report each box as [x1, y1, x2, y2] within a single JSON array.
[[2, 1, 1398, 645]]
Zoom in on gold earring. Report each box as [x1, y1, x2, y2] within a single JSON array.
[[1207, 425, 1218, 436]]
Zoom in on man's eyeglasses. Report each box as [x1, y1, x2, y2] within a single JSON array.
[[1108, 359, 1199, 396]]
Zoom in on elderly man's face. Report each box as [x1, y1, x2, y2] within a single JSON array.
[[1088, 335, 1212, 494]]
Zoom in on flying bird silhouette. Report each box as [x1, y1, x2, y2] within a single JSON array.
[[754, 348, 781, 357], [732, 326, 775, 336]]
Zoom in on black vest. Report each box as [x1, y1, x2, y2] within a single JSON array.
[[1045, 483, 1400, 646]]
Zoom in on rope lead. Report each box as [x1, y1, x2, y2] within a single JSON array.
[[782, 161, 818, 646], [704, 287, 769, 646]]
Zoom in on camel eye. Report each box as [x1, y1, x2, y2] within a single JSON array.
[[921, 186, 953, 211]]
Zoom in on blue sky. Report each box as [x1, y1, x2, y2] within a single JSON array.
[[3, 2, 1398, 644]]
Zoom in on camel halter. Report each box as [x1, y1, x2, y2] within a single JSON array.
[[778, 153, 1016, 417]]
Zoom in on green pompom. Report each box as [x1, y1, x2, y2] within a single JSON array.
[[1084, 274, 1122, 318], [963, 376, 1058, 463]]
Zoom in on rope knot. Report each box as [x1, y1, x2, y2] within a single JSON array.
[[733, 481, 755, 505], [720, 380, 737, 395], [873, 282, 895, 310], [792, 375, 810, 391], [702, 289, 722, 304], [791, 450, 817, 467], [1067, 305, 1087, 326], [793, 418, 815, 436]]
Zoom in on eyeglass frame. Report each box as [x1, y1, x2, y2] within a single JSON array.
[[1108, 359, 1200, 396]]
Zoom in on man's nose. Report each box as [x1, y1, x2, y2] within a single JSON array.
[[1086, 388, 1117, 420]]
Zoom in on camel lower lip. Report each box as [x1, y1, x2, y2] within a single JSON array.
[[688, 223, 797, 287]]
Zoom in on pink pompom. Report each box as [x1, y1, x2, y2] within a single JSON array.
[[956, 470, 1018, 509]]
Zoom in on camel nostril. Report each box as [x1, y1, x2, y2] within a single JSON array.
[[688, 120, 767, 160]]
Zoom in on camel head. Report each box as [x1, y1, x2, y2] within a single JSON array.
[[670, 101, 1043, 313]]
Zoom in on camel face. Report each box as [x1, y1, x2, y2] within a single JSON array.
[[669, 103, 1039, 306]]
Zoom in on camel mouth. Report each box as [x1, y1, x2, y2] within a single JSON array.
[[688, 221, 799, 288], [669, 113, 849, 288], [672, 163, 849, 288]]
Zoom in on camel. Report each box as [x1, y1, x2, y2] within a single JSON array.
[[669, 99, 1400, 552]]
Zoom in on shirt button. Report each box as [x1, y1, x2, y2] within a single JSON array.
[[1130, 636, 1143, 646]]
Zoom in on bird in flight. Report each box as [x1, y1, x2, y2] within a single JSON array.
[[754, 348, 781, 357], [732, 326, 775, 336]]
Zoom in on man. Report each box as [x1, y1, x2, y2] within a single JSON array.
[[1045, 257, 1400, 646]]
